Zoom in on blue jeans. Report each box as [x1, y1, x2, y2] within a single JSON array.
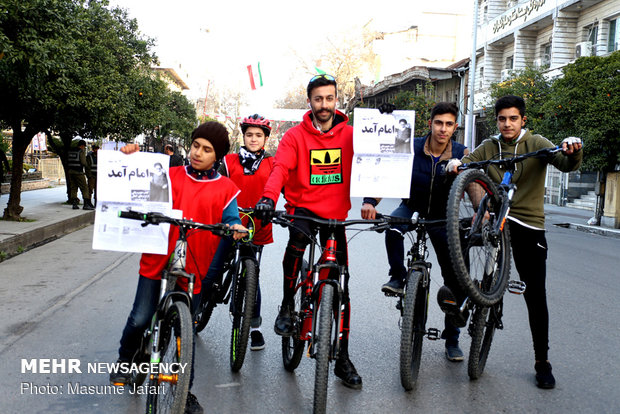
[[118, 275, 201, 387], [203, 238, 263, 327], [385, 201, 462, 343]]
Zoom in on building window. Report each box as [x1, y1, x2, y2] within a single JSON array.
[[542, 43, 551, 66], [505, 55, 514, 69], [586, 23, 598, 55], [609, 18, 619, 52], [479, 67, 484, 89]]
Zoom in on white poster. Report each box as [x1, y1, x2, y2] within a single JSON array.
[[92, 150, 173, 254], [350, 108, 415, 198]]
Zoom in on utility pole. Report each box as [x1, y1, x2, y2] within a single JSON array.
[[466, 0, 480, 150]]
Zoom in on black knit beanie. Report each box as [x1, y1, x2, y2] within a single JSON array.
[[191, 121, 230, 160]]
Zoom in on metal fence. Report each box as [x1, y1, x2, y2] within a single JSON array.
[[36, 157, 65, 181]]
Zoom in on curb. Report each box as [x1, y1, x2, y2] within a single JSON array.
[[554, 222, 620, 239], [0, 211, 95, 260]]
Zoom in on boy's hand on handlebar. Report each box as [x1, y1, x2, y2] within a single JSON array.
[[254, 197, 275, 224], [446, 158, 462, 174], [361, 203, 377, 220], [561, 137, 582, 155], [228, 223, 248, 240], [120, 143, 140, 154]]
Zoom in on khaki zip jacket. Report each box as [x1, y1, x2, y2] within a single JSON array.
[[462, 130, 582, 229]]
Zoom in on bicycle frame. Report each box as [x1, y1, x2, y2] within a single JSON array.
[[307, 232, 347, 360]]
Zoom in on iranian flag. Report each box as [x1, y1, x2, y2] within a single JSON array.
[[247, 62, 263, 90]]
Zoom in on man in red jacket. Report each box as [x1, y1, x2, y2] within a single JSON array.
[[255, 74, 362, 389]]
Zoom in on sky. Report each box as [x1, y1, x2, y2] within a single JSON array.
[[109, 0, 473, 110]]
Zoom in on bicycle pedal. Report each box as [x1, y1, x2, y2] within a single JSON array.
[[426, 328, 440, 340], [508, 280, 526, 295], [383, 291, 402, 298]]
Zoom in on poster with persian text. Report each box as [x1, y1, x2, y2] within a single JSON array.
[[92, 150, 172, 254], [350, 108, 415, 198]]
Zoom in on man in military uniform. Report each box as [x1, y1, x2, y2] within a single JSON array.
[[67, 140, 94, 210], [87, 144, 99, 206]]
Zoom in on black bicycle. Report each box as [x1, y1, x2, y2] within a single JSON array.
[[193, 208, 260, 372], [118, 210, 237, 413], [377, 213, 445, 390], [270, 211, 387, 414], [446, 146, 562, 378]]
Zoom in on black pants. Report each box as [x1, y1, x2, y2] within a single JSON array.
[[508, 221, 549, 362]]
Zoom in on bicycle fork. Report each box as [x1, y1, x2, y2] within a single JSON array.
[[309, 237, 344, 361]]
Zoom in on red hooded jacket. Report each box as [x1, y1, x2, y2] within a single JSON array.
[[262, 110, 353, 220]]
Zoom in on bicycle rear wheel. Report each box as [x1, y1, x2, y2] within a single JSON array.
[[446, 169, 511, 306], [313, 284, 334, 414], [468, 303, 499, 380], [230, 258, 258, 372], [145, 302, 193, 414], [282, 260, 309, 372], [399, 270, 426, 391]]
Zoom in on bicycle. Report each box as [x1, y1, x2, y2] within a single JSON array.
[[378, 212, 445, 391], [446, 146, 562, 379], [270, 211, 386, 414], [118, 210, 237, 414], [193, 208, 260, 372]]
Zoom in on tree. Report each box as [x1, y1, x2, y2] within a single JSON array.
[[0, 0, 191, 220], [289, 25, 379, 113], [541, 52, 620, 172], [389, 83, 436, 137], [0, 0, 79, 219]]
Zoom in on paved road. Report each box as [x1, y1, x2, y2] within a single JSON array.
[[1, 198, 619, 413]]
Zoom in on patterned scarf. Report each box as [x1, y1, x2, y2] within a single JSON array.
[[186, 161, 220, 180], [238, 146, 265, 175]]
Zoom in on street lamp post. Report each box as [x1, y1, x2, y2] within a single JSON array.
[[466, 0, 480, 150]]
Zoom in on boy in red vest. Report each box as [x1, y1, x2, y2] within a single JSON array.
[[110, 122, 246, 414], [203, 114, 275, 350]]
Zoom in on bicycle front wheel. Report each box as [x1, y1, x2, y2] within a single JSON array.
[[145, 302, 193, 414], [313, 284, 334, 414], [468, 303, 498, 380], [282, 260, 309, 372], [446, 169, 511, 306], [399, 270, 426, 391], [230, 258, 258, 372]]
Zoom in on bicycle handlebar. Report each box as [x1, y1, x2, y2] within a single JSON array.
[[459, 146, 562, 171], [118, 210, 245, 237], [268, 210, 444, 232]]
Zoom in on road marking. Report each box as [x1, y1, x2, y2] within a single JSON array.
[[215, 382, 241, 388]]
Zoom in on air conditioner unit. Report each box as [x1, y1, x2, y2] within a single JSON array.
[[575, 41, 592, 58], [500, 69, 511, 81]]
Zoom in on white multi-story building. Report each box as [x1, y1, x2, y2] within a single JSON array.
[[472, 0, 620, 108]]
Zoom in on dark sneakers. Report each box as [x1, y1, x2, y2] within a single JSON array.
[[185, 392, 204, 414], [334, 356, 363, 390], [535, 361, 556, 389], [109, 359, 131, 386], [445, 343, 465, 362], [274, 304, 294, 337], [437, 285, 469, 328], [250, 330, 265, 351], [381, 277, 405, 295]]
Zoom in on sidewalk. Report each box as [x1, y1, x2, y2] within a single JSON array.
[[1, 186, 619, 261], [0, 184, 94, 259]]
